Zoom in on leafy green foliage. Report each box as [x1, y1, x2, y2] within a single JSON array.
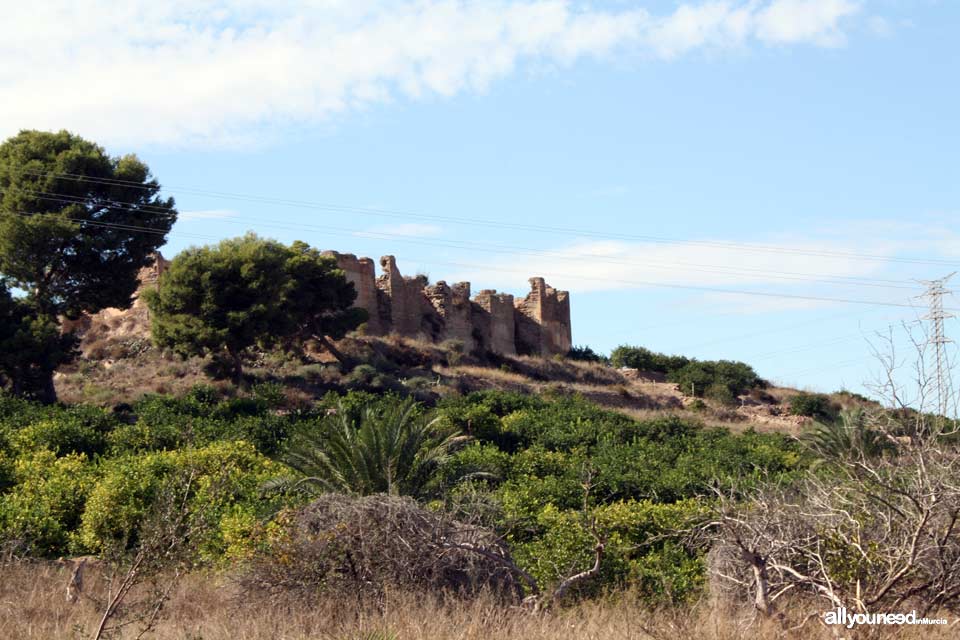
[[0, 131, 177, 402], [145, 234, 363, 382], [610, 346, 763, 401], [0, 130, 176, 401], [0, 451, 96, 555], [0, 386, 806, 603], [145, 234, 296, 382], [566, 345, 608, 363], [273, 397, 469, 498], [804, 408, 894, 461], [789, 391, 838, 420], [78, 440, 276, 558], [10, 404, 116, 458], [0, 130, 177, 318], [610, 345, 690, 373], [285, 241, 369, 343], [667, 360, 762, 399], [434, 392, 804, 601], [0, 281, 77, 399]]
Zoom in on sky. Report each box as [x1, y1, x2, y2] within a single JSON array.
[[2, 0, 959, 400]]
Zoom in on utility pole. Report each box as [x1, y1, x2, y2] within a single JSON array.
[[919, 273, 956, 418]]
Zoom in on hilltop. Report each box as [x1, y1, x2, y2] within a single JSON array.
[[53, 254, 872, 434]]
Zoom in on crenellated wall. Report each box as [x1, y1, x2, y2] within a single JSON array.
[[324, 251, 571, 357], [64, 251, 572, 359], [514, 277, 573, 356], [473, 290, 516, 356], [320, 252, 382, 334]]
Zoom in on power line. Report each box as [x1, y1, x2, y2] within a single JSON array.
[[6, 208, 959, 313], [13, 168, 960, 268], [772, 356, 875, 381], [383, 257, 960, 312], [744, 319, 924, 362], [1, 189, 926, 292], [673, 308, 870, 353]]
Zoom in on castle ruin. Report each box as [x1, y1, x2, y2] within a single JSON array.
[[65, 251, 572, 359], [322, 252, 572, 357]]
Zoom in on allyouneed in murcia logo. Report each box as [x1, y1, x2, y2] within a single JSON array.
[[823, 607, 950, 629]]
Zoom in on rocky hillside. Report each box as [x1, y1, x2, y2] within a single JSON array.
[[55, 256, 870, 433]]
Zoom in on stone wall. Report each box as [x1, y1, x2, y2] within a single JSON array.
[[425, 280, 475, 351], [325, 252, 571, 357], [473, 290, 516, 356], [320, 252, 382, 334], [514, 277, 572, 356], [63, 251, 572, 359]]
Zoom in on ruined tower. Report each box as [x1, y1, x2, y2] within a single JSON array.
[[323, 251, 571, 357]]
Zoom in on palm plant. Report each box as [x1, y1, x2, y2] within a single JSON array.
[[268, 398, 469, 498], [804, 407, 895, 461]]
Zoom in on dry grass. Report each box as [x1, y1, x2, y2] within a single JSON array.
[[52, 329, 826, 436], [2, 561, 955, 640], [55, 350, 214, 406]]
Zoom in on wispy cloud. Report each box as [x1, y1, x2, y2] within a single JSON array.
[[468, 236, 895, 292], [442, 229, 949, 313], [0, 1, 865, 147]]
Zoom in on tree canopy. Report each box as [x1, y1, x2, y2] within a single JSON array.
[[0, 130, 176, 401], [0, 130, 177, 318], [0, 281, 77, 399], [145, 234, 366, 383]]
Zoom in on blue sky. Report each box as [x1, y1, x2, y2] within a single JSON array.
[[2, 1, 958, 399]]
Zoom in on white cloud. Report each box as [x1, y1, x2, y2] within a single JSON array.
[[0, 1, 865, 147], [753, 0, 860, 46], [354, 223, 443, 238], [867, 15, 894, 37], [477, 237, 894, 291], [442, 233, 930, 313]]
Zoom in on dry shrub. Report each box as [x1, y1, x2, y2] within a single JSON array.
[[3, 562, 956, 640], [242, 494, 524, 604]]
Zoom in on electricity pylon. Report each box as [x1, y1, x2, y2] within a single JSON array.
[[918, 273, 956, 418]]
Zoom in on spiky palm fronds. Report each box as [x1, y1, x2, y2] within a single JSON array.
[[804, 408, 895, 462], [267, 398, 469, 498]]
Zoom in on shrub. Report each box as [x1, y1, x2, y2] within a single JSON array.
[[789, 392, 837, 420], [78, 440, 276, 558], [705, 383, 737, 407], [835, 388, 871, 403], [668, 360, 761, 399], [441, 443, 512, 488], [10, 404, 118, 457], [566, 345, 607, 363], [510, 499, 707, 603], [0, 451, 96, 556], [243, 494, 524, 602], [610, 346, 689, 373], [251, 382, 287, 408]]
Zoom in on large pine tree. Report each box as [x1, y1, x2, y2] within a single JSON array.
[[0, 130, 177, 401]]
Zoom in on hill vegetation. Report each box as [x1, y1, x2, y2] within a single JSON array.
[[1, 131, 958, 639]]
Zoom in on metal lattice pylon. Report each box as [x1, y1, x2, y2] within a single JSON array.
[[918, 273, 956, 418]]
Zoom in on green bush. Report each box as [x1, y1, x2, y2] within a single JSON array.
[[509, 499, 707, 602], [705, 382, 737, 406], [789, 392, 837, 420], [78, 440, 277, 558], [668, 360, 762, 399], [10, 404, 118, 458], [609, 346, 689, 373], [0, 451, 96, 556], [566, 345, 608, 363]]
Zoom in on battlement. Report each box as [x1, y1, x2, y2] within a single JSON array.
[[325, 251, 571, 357]]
